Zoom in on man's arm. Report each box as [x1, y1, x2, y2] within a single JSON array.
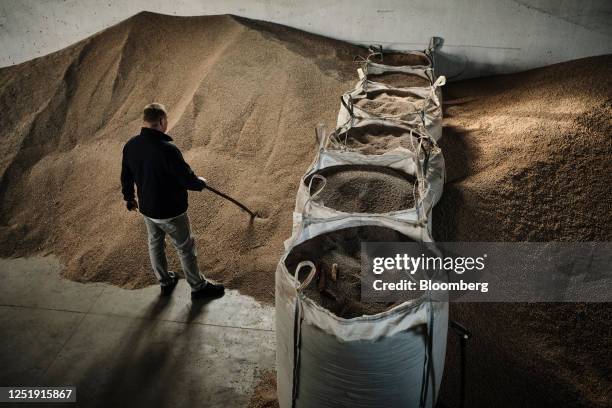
[[167, 146, 206, 191], [121, 146, 138, 210]]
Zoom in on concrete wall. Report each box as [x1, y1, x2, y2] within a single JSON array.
[[1, 0, 611, 79]]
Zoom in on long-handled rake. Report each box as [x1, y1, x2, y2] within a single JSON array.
[[204, 185, 259, 220]]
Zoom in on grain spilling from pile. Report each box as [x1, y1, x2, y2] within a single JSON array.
[[248, 370, 279, 408], [308, 165, 416, 213]]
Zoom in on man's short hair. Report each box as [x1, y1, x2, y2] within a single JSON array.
[[143, 103, 167, 124]]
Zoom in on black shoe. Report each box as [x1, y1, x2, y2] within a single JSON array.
[[191, 282, 225, 300], [160, 273, 179, 296]]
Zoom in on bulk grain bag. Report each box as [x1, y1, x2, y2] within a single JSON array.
[[293, 124, 445, 237], [337, 76, 446, 141], [276, 217, 448, 408]]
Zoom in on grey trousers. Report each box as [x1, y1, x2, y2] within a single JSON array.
[[142, 212, 207, 291]]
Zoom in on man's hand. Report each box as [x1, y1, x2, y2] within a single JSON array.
[[126, 199, 138, 211], [198, 177, 208, 188]]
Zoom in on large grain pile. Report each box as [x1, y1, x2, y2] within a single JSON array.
[[0, 12, 365, 301], [308, 165, 416, 213], [434, 55, 612, 408]]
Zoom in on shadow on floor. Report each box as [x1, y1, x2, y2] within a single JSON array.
[[76, 295, 214, 408]]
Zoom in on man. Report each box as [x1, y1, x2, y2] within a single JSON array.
[[121, 103, 224, 299]]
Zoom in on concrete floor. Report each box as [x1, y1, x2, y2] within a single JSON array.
[[0, 256, 275, 407]]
